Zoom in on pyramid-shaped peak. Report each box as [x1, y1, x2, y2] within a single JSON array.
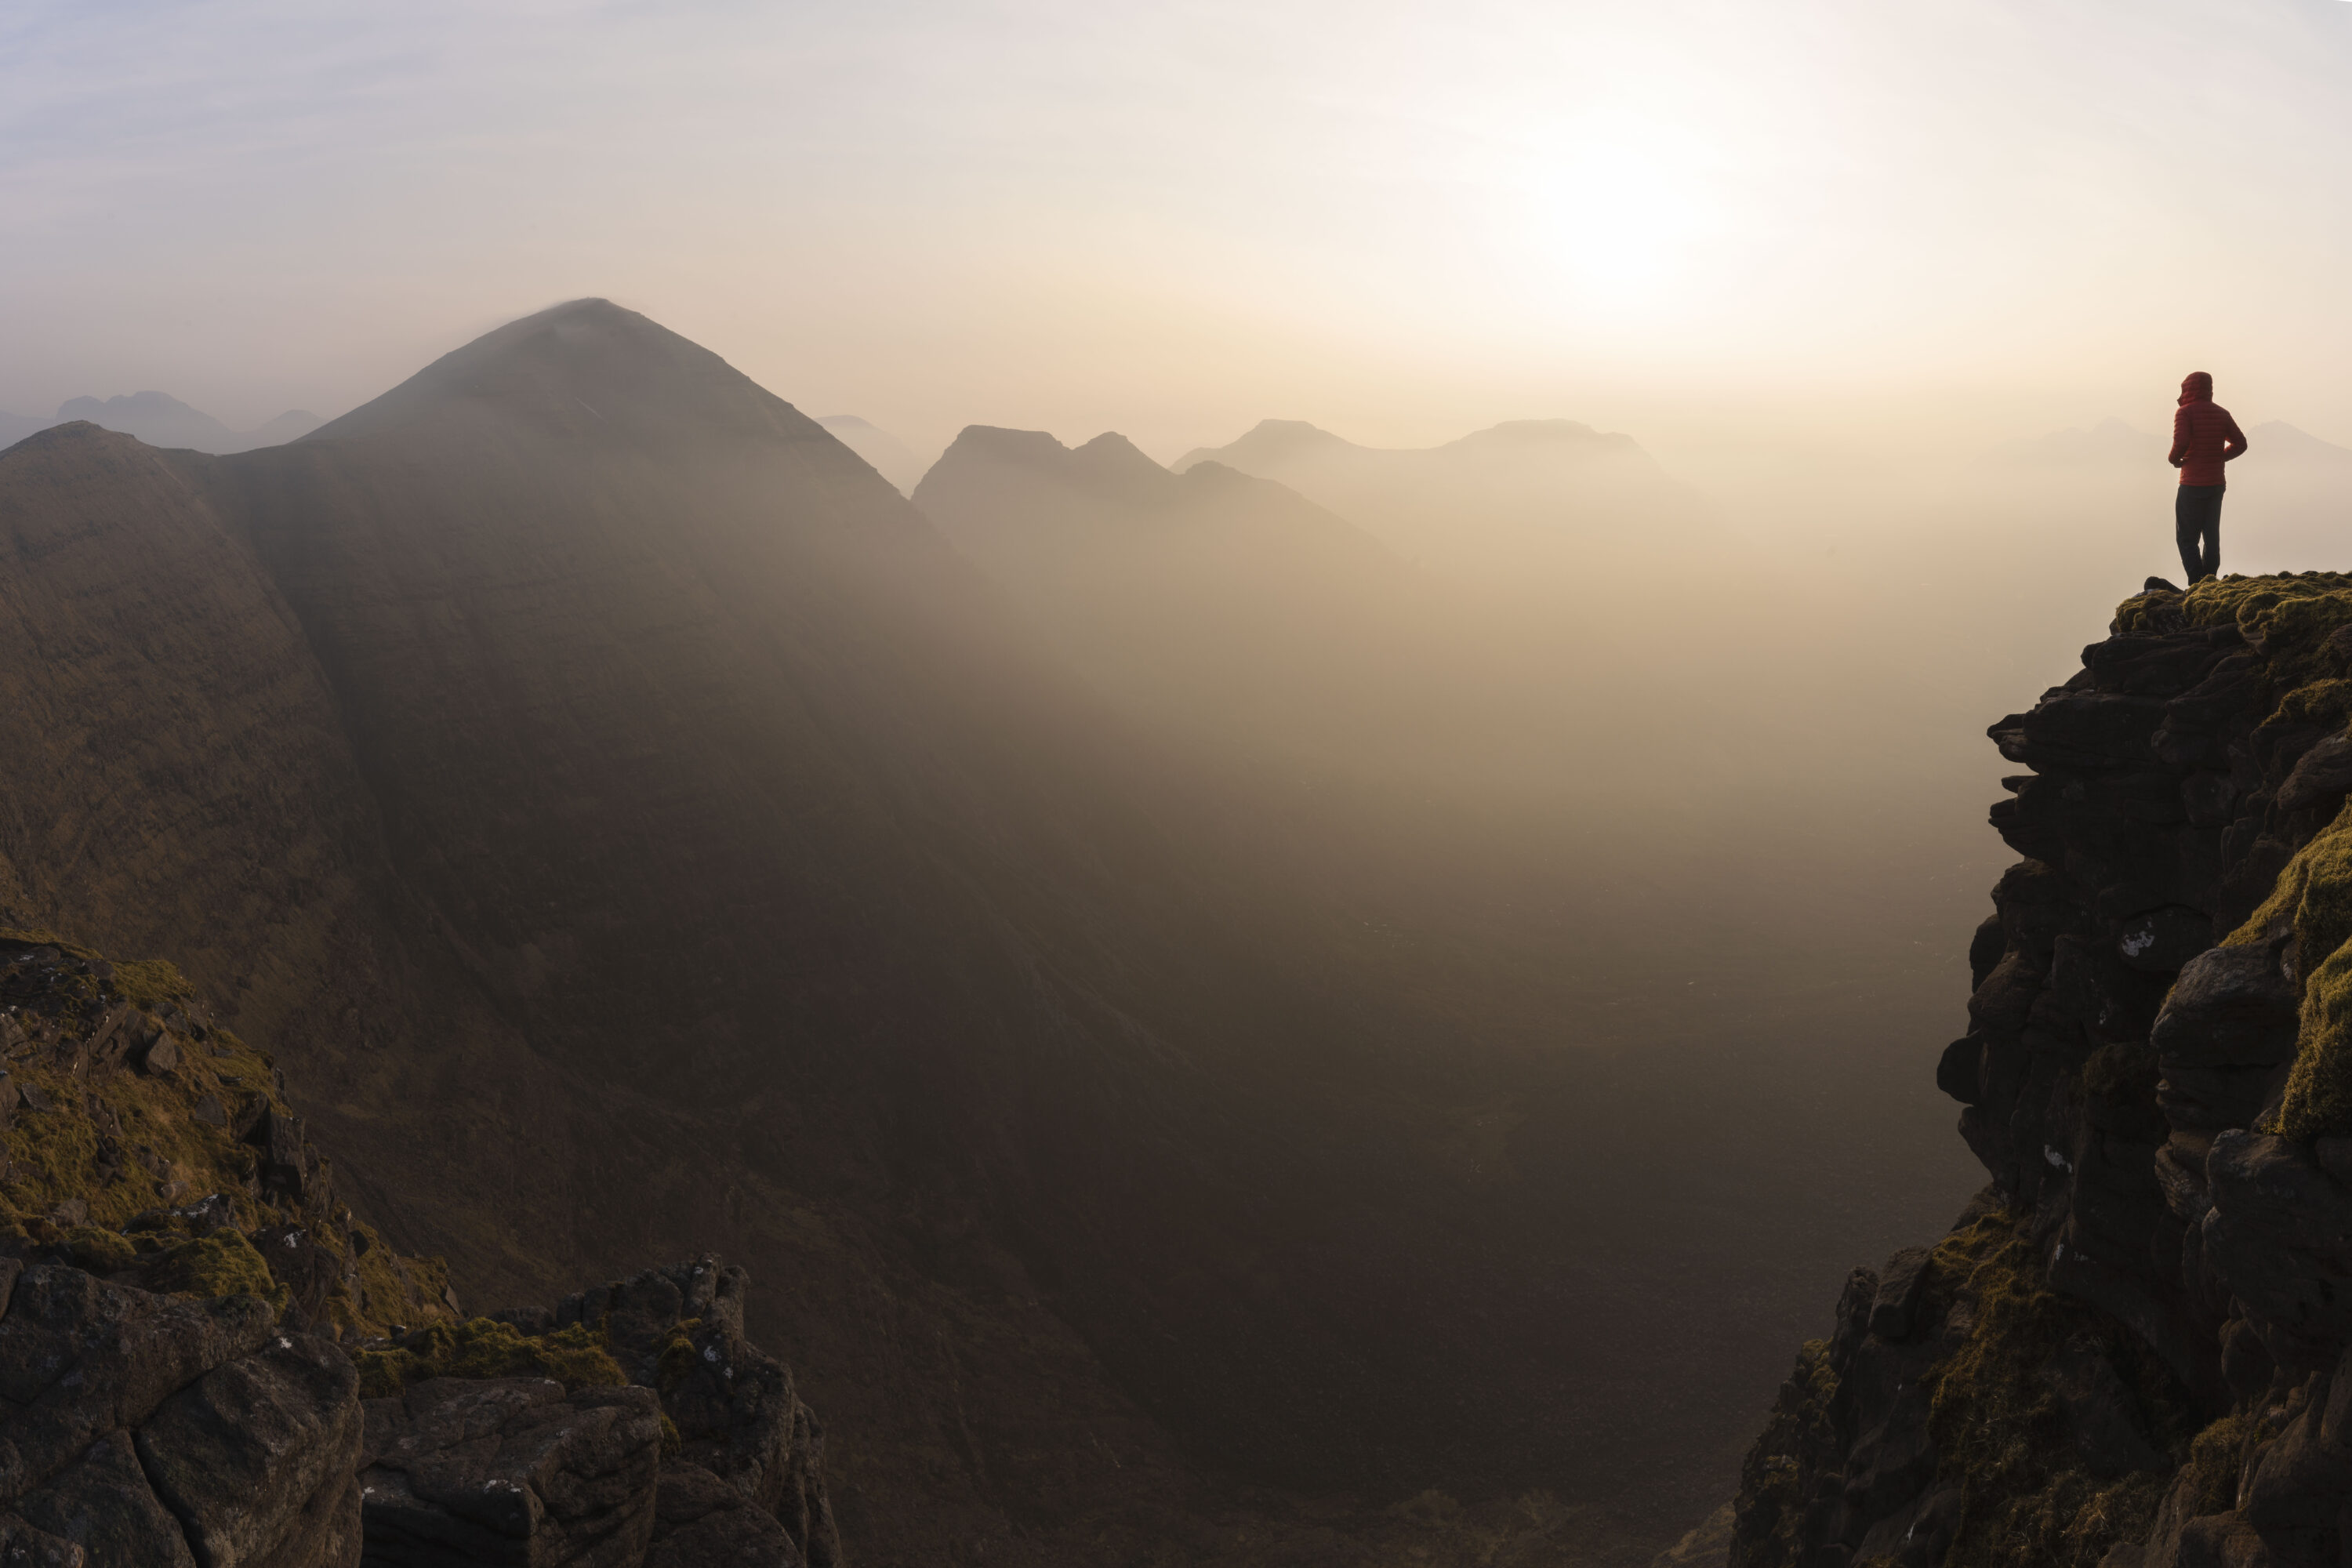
[[1171, 419, 1351, 474], [1070, 432, 1168, 482], [307, 298, 823, 449]]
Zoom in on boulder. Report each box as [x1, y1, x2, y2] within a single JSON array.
[[13, 1430, 194, 1567], [2277, 733, 2352, 814], [2151, 945, 2299, 1071], [357, 1377, 662, 1566], [1867, 1247, 1933, 1341], [645, 1462, 800, 1568], [136, 1330, 362, 1567]]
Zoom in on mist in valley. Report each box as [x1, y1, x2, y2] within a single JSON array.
[[13, 2, 2352, 1565]]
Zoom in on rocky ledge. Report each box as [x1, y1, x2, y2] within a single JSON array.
[[1733, 572, 2352, 1568], [0, 931, 838, 1566]]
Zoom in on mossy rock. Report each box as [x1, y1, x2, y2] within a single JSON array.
[[146, 1229, 283, 1302], [654, 1317, 706, 1393], [60, 1226, 138, 1275], [356, 1317, 626, 1400], [110, 958, 194, 1011], [2109, 575, 2352, 1142], [1925, 1210, 2191, 1568]]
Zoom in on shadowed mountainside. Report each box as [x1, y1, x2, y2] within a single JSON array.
[[1, 299, 1774, 1564]]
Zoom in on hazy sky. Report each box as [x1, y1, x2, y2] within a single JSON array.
[[9, 0, 2352, 463]]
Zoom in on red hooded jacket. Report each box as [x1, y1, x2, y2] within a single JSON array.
[[2169, 372, 2247, 487]]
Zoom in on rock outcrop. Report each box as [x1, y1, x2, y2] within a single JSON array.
[[0, 930, 836, 1566], [1733, 572, 2352, 1566]]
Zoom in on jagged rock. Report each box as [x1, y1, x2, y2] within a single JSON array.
[[2277, 734, 2352, 814], [2152, 945, 2299, 1069], [1738, 579, 2352, 1568], [1866, 1248, 1932, 1341], [1934, 1037, 1982, 1106], [2202, 1133, 2352, 1348], [645, 1462, 800, 1568], [0, 1269, 277, 1498], [357, 1377, 662, 1566], [13, 1429, 195, 1567], [136, 1328, 361, 1566], [2121, 906, 2214, 973], [2041, 1336, 2169, 1476], [1994, 691, 2169, 771], [549, 1259, 838, 1567], [0, 1515, 84, 1566]]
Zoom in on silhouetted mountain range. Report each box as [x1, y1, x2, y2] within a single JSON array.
[[0, 391, 320, 454], [0, 300, 1744, 1564], [1991, 416, 2352, 470], [913, 424, 1458, 774]]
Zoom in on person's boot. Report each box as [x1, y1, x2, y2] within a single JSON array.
[[2145, 575, 2183, 593]]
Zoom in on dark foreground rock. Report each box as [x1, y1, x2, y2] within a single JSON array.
[[0, 1250, 829, 1568], [1733, 574, 2352, 1567]]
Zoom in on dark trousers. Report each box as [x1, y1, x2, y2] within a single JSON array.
[[2176, 485, 2224, 584]]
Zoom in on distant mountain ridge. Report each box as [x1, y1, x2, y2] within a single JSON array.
[[1991, 416, 2352, 468], [0, 391, 320, 454], [1172, 416, 1709, 582], [913, 423, 1450, 775]]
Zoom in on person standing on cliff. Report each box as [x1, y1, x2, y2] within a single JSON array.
[[2169, 371, 2248, 584]]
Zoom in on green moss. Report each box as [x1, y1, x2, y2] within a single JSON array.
[[60, 1226, 138, 1274], [654, 1317, 706, 1393], [2220, 798, 2352, 1139], [357, 1317, 627, 1400], [1729, 1338, 1838, 1568], [0, 929, 93, 959], [1925, 1211, 2191, 1568], [111, 960, 194, 1011], [659, 1412, 681, 1457], [2115, 573, 2352, 666], [147, 1229, 283, 1304], [2106, 575, 2352, 1142], [2175, 1411, 2251, 1518]]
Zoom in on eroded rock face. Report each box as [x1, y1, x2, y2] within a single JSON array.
[[1735, 581, 2352, 1568], [358, 1377, 662, 1566], [540, 1258, 837, 1568], [0, 1262, 355, 1566]]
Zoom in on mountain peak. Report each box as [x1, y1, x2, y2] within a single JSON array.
[[307, 298, 826, 450], [1069, 431, 1167, 484], [1442, 419, 1636, 456], [1172, 419, 1350, 474]]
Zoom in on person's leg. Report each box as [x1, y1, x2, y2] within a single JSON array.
[[2202, 487, 2224, 580], [2176, 488, 2205, 583]]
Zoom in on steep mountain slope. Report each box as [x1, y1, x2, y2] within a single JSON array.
[[2, 300, 1735, 1563], [1733, 572, 2352, 1567]]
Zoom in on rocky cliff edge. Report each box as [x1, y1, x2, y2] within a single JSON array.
[[1732, 571, 2352, 1568]]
